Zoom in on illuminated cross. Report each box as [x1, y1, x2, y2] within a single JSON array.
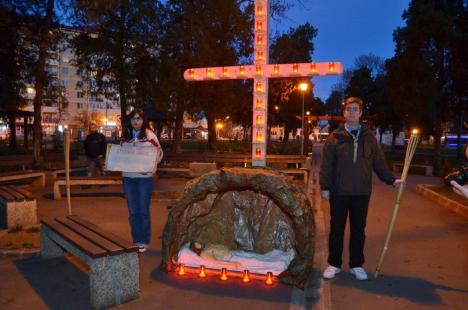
[[184, 0, 343, 167]]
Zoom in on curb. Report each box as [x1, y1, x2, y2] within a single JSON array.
[[0, 248, 39, 258], [416, 184, 468, 220]]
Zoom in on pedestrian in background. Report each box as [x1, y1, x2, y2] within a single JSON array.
[[84, 123, 107, 177]]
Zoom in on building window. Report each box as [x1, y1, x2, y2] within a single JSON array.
[[77, 102, 84, 109], [77, 91, 84, 98], [61, 67, 69, 75], [61, 79, 68, 87], [76, 80, 83, 88]]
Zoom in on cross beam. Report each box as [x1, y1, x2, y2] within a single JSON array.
[[184, 0, 343, 166]]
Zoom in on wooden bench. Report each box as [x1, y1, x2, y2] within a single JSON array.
[[0, 170, 45, 188], [53, 176, 122, 200], [392, 162, 433, 176], [40, 215, 139, 309], [0, 185, 36, 229], [281, 168, 309, 184]]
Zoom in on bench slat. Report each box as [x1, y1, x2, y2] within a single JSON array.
[[0, 186, 17, 202], [5, 185, 32, 200], [55, 218, 126, 256], [68, 215, 138, 252], [41, 219, 108, 258]]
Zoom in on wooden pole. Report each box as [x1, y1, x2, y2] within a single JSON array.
[[64, 128, 72, 215], [374, 131, 420, 278]]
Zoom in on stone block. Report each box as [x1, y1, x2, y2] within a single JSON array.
[[0, 200, 37, 229]]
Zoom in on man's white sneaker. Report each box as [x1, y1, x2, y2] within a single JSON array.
[[350, 267, 368, 280], [322, 265, 341, 279]]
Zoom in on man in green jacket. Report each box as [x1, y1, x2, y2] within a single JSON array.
[[320, 97, 402, 280]]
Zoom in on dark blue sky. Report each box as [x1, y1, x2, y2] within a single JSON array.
[[271, 0, 410, 100]]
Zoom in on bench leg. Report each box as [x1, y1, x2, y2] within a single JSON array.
[[89, 253, 139, 309], [40, 226, 65, 259], [53, 183, 62, 200]]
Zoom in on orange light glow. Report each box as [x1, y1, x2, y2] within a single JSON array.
[[328, 62, 335, 73], [239, 66, 245, 75], [310, 63, 317, 73], [256, 35, 263, 45], [256, 131, 263, 142], [256, 115, 263, 125], [220, 268, 228, 281], [256, 21, 263, 31], [265, 272, 273, 285], [199, 265, 207, 278], [256, 82, 263, 92], [293, 64, 299, 73], [206, 68, 213, 78], [411, 128, 419, 135], [256, 99, 263, 109], [273, 64, 280, 74], [188, 69, 195, 79], [177, 264, 185, 276], [255, 148, 262, 158], [256, 6, 264, 15], [256, 65, 262, 75], [257, 51, 264, 60], [222, 67, 228, 76], [242, 270, 251, 283]]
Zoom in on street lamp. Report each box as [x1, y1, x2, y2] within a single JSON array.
[[298, 82, 308, 155]]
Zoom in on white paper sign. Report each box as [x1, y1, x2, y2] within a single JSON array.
[[105, 144, 160, 173]]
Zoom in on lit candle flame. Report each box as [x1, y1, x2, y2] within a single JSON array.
[[177, 264, 185, 276], [255, 148, 261, 158], [242, 270, 251, 283], [273, 65, 280, 74], [265, 272, 273, 285], [220, 268, 228, 281], [199, 265, 206, 278], [411, 128, 419, 135]]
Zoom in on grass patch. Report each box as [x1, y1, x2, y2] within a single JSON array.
[[26, 227, 40, 233], [8, 225, 23, 234]]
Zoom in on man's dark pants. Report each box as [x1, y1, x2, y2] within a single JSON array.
[[328, 194, 370, 268]]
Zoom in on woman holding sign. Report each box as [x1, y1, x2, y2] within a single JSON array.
[[121, 109, 163, 253]]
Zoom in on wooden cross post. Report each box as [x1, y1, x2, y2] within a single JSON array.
[[184, 0, 343, 167]]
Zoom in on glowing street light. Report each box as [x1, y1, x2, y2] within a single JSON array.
[[298, 82, 308, 155]]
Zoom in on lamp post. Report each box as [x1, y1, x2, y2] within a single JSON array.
[[298, 82, 308, 155]]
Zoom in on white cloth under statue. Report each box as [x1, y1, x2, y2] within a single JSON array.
[[177, 243, 295, 275]]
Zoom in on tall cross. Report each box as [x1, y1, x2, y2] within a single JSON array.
[[184, 0, 343, 167]]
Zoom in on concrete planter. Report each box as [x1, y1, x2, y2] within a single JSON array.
[[416, 184, 468, 220]]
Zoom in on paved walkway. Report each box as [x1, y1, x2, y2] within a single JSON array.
[[311, 143, 468, 310], [0, 175, 324, 310], [1, 154, 467, 309]]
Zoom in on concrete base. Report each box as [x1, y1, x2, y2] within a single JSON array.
[[40, 225, 139, 309], [0, 200, 37, 229], [189, 162, 217, 177]]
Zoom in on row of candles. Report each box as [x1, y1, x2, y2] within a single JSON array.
[[177, 264, 274, 285], [187, 63, 337, 80]]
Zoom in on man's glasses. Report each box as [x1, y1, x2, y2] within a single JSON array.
[[131, 116, 142, 121], [345, 107, 360, 112]]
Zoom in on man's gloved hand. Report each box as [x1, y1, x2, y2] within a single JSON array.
[[321, 190, 330, 200]]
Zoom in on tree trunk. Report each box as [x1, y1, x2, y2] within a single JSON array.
[[171, 107, 183, 153], [8, 113, 16, 150], [281, 125, 292, 154], [24, 116, 29, 149], [433, 121, 442, 176], [206, 112, 217, 151], [32, 0, 55, 168]]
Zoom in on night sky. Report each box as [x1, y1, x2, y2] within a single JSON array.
[[271, 0, 410, 101]]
